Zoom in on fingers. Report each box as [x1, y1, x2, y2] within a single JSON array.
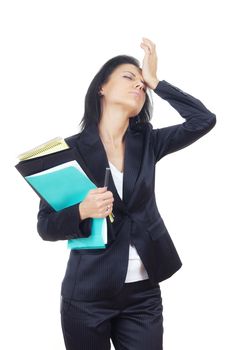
[[101, 198, 114, 216], [96, 199, 113, 218], [142, 37, 156, 48], [91, 187, 114, 200], [102, 197, 114, 206], [89, 187, 109, 198], [90, 187, 114, 204], [100, 192, 114, 201], [141, 37, 156, 55], [90, 187, 107, 193], [99, 191, 114, 217], [140, 42, 151, 54], [83, 187, 115, 219], [104, 203, 113, 212]]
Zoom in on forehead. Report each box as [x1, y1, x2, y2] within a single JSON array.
[[114, 64, 143, 78]]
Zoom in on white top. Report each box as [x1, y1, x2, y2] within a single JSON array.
[[108, 161, 149, 283]]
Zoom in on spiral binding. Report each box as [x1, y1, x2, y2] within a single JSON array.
[[18, 137, 69, 161]]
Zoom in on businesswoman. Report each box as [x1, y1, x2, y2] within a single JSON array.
[[37, 37, 216, 350]]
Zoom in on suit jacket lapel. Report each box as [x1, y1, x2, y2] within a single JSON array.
[[71, 122, 143, 210]]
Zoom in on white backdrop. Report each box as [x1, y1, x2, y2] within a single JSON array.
[[1, 0, 233, 349]]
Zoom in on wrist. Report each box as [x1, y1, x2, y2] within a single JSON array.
[[79, 202, 87, 221], [150, 78, 160, 90]]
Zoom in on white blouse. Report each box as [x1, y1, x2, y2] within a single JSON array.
[[108, 161, 149, 283]]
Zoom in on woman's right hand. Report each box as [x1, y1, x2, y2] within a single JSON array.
[[79, 187, 114, 220]]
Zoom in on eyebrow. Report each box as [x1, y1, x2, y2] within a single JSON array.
[[122, 71, 146, 85]]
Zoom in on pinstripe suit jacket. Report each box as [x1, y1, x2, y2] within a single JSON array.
[[37, 80, 216, 301]]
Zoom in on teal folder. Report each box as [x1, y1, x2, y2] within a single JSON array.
[[25, 160, 106, 249]]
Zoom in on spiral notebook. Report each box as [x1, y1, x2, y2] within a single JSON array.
[[17, 137, 70, 160]]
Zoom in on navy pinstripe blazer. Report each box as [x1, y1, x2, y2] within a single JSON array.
[[37, 80, 216, 301]]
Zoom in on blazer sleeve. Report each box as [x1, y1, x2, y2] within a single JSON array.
[[151, 80, 216, 162], [37, 199, 92, 241]]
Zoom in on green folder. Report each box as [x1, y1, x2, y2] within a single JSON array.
[[25, 161, 106, 249]]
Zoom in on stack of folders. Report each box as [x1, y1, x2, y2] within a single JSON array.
[[15, 137, 113, 250]]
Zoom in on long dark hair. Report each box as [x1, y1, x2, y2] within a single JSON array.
[[79, 55, 154, 132]]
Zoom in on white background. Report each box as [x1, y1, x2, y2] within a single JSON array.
[[1, 0, 233, 349]]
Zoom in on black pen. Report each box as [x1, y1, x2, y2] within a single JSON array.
[[104, 167, 114, 222], [104, 167, 110, 188]]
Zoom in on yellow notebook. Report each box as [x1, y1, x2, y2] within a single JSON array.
[[17, 137, 69, 161]]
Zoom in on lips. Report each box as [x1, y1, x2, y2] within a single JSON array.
[[129, 91, 141, 97]]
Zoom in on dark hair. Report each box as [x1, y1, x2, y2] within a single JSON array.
[[79, 55, 154, 131]]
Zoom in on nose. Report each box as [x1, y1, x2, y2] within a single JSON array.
[[135, 80, 145, 91]]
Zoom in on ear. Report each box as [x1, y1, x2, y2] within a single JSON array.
[[98, 88, 104, 96]]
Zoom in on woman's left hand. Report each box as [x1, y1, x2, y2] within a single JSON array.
[[140, 37, 159, 90]]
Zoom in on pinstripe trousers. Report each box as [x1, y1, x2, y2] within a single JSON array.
[[60, 279, 163, 350]]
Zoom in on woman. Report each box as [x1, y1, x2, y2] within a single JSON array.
[[37, 37, 216, 350]]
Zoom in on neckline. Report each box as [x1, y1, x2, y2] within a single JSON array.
[[108, 161, 123, 174]]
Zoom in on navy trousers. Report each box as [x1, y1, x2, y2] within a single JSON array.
[[60, 279, 163, 350]]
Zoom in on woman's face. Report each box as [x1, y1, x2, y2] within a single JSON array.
[[99, 63, 147, 118]]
